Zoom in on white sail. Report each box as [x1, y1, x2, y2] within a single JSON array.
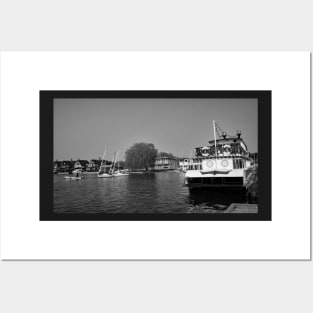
[[99, 146, 106, 174], [113, 149, 129, 176], [98, 146, 113, 178]]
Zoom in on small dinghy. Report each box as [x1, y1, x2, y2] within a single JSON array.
[[65, 176, 83, 180]]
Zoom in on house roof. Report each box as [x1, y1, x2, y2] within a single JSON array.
[[61, 160, 73, 165], [90, 159, 102, 165], [75, 160, 89, 165]]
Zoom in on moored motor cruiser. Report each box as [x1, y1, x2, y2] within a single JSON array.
[[185, 121, 253, 189]]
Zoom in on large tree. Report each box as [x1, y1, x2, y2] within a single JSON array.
[[125, 143, 158, 170]]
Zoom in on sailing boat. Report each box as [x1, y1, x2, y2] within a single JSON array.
[[112, 149, 129, 177], [98, 147, 113, 178]]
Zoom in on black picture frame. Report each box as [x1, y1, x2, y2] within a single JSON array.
[[40, 90, 271, 221]]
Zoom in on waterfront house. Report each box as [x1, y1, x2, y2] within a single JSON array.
[[53, 161, 62, 173], [154, 156, 178, 171], [73, 160, 89, 172], [178, 158, 191, 172], [60, 161, 73, 173], [86, 159, 102, 172], [53, 160, 74, 173]]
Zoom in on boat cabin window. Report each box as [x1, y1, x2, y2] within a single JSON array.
[[187, 162, 202, 170], [233, 158, 244, 169]]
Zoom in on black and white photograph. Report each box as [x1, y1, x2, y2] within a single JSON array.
[[41, 91, 271, 221], [1, 2, 312, 312]]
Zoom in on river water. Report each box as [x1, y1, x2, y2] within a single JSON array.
[[54, 171, 248, 214]]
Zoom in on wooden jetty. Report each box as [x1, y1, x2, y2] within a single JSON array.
[[187, 203, 258, 213], [225, 203, 258, 213]]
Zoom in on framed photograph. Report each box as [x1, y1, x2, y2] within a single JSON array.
[[1, 52, 310, 260], [41, 90, 271, 221]]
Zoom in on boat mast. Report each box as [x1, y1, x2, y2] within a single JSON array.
[[114, 151, 117, 172], [213, 120, 217, 159], [104, 146, 106, 169], [110, 152, 115, 174], [100, 146, 106, 173]]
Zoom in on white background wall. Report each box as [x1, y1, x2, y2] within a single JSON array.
[[0, 1, 312, 313]]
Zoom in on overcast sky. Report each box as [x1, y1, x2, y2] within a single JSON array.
[[54, 98, 258, 161]]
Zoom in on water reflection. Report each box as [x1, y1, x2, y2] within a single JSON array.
[[188, 189, 246, 207]]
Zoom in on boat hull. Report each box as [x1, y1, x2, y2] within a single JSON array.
[[65, 176, 83, 180], [185, 178, 246, 190], [98, 174, 113, 178], [113, 172, 129, 176], [185, 169, 248, 190]]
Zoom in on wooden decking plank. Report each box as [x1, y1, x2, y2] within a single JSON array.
[[225, 203, 258, 213]]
